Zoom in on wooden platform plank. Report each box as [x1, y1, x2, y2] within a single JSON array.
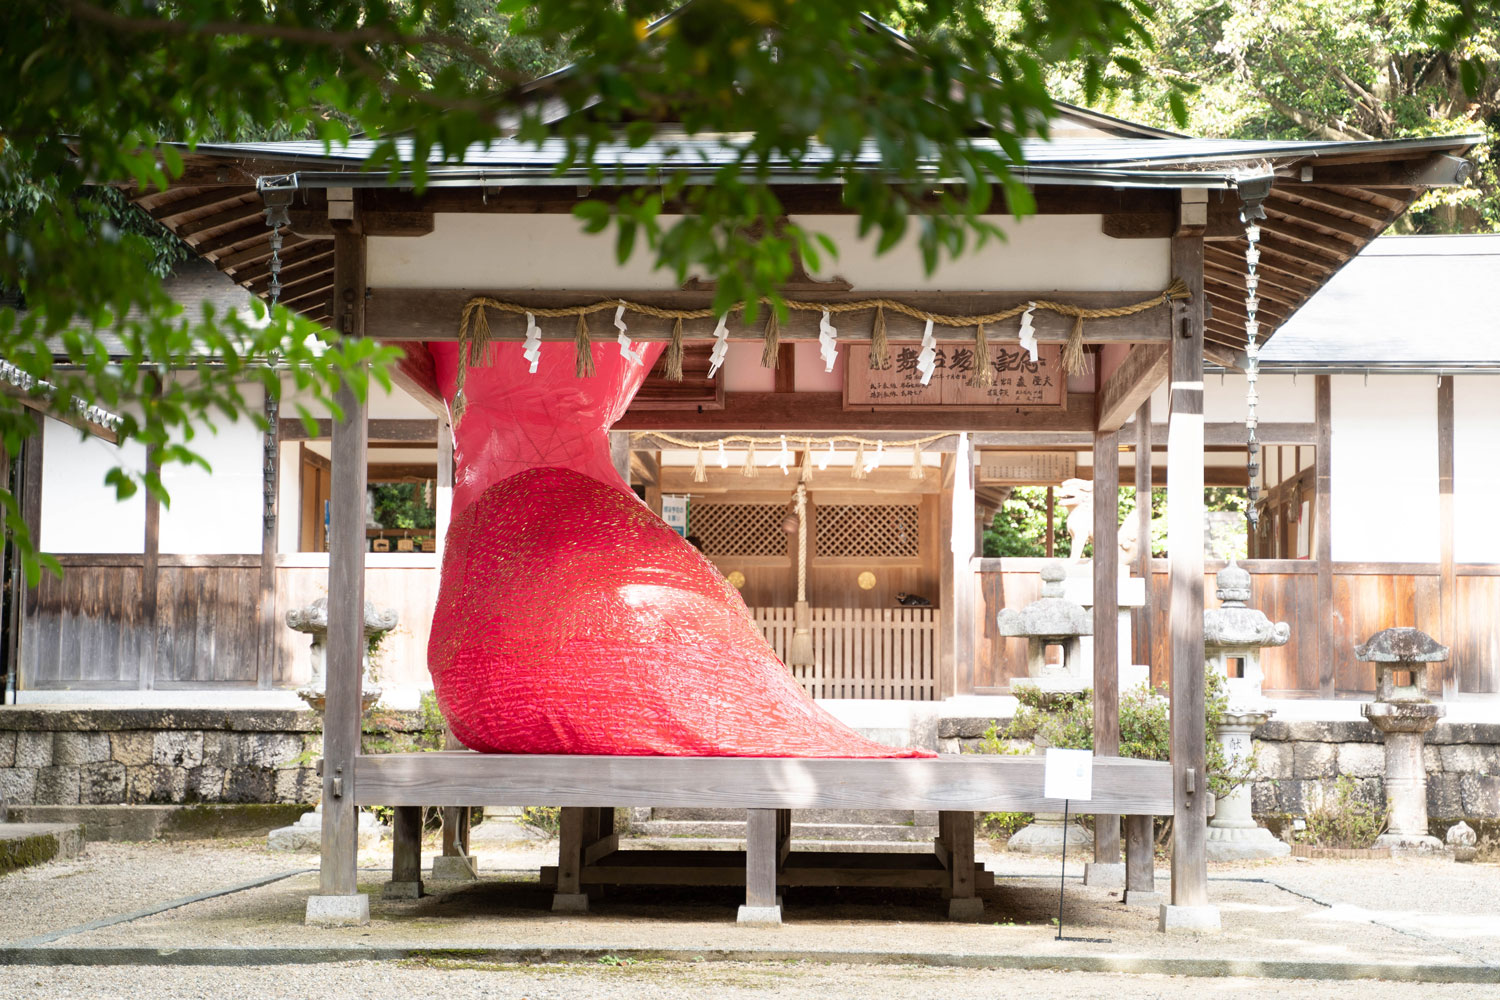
[[354, 752, 1174, 815]]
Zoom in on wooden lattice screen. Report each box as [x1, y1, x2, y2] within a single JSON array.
[[815, 503, 920, 559], [691, 503, 788, 557]]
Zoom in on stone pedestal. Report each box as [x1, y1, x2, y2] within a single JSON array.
[[1007, 811, 1093, 855], [431, 854, 480, 880], [1206, 710, 1288, 861], [268, 803, 387, 852], [1062, 564, 1149, 692], [305, 894, 370, 926], [1159, 903, 1221, 933], [1363, 702, 1445, 853]]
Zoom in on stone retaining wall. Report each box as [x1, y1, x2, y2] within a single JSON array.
[[938, 717, 1500, 820], [0, 708, 434, 808]]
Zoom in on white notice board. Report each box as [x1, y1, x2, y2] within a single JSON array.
[[1043, 748, 1093, 801]]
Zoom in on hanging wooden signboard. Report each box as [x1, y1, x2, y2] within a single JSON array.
[[844, 342, 1066, 409], [977, 451, 1077, 485]]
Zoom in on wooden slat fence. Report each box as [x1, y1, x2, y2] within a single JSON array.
[[753, 606, 936, 701]]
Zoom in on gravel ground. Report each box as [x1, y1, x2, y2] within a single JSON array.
[[2, 960, 1499, 1000]]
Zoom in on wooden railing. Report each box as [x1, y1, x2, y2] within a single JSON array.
[[753, 606, 937, 701]]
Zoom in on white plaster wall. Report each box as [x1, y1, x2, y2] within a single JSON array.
[[370, 214, 1170, 292], [39, 419, 148, 553], [158, 381, 264, 555], [1453, 375, 1500, 563], [1204, 374, 1313, 424], [1330, 375, 1439, 563]]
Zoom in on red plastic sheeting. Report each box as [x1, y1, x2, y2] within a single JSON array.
[[427, 341, 928, 758]]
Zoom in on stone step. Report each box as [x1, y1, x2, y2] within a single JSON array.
[[0, 822, 85, 875], [632, 819, 938, 843], [649, 807, 936, 825], [622, 835, 934, 855]]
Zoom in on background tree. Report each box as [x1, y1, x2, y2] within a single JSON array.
[[1, 0, 1168, 580]]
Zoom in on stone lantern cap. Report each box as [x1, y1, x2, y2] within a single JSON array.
[[287, 595, 399, 639], [1203, 561, 1289, 649], [1354, 627, 1449, 663], [996, 562, 1091, 638]]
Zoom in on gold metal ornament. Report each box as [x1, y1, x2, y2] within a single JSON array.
[[726, 570, 746, 590], [857, 571, 877, 591]]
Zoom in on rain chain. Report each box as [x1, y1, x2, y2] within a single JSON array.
[[257, 174, 297, 536], [1243, 222, 1263, 533]]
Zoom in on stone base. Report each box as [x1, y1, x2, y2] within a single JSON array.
[[551, 892, 589, 913], [736, 905, 783, 925], [1375, 833, 1446, 855], [1007, 814, 1092, 855], [380, 879, 423, 900], [305, 894, 370, 926], [1083, 862, 1125, 888], [947, 897, 985, 921], [268, 806, 386, 853], [1122, 890, 1164, 908], [431, 854, 480, 880], [1206, 826, 1291, 861], [1159, 903, 1221, 933]]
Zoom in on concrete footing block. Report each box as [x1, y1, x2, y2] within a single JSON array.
[[947, 897, 985, 921], [304, 894, 370, 927], [431, 854, 480, 880], [551, 892, 589, 913], [380, 879, 423, 900], [1159, 903, 1221, 933], [1083, 862, 1125, 888], [1122, 889, 1164, 908], [736, 905, 783, 925]]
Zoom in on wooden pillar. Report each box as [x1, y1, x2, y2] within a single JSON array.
[[942, 809, 983, 920], [141, 440, 161, 691], [1124, 814, 1155, 900], [256, 384, 279, 691], [383, 805, 424, 899], [10, 432, 44, 696], [1165, 228, 1211, 921], [1438, 376, 1455, 698], [1315, 375, 1333, 697], [1134, 398, 1154, 669], [1091, 427, 1121, 871], [739, 807, 782, 923], [938, 437, 977, 699], [309, 223, 369, 924], [553, 806, 589, 912]]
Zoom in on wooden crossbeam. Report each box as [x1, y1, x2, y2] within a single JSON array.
[[148, 187, 256, 222], [1097, 344, 1168, 432]]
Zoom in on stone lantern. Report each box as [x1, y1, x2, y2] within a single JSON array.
[[997, 561, 1093, 855], [1357, 627, 1448, 854], [1202, 561, 1290, 861], [267, 596, 398, 855]]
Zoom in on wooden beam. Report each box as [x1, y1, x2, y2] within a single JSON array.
[[1263, 198, 1379, 241], [616, 390, 1096, 433], [288, 209, 435, 238], [175, 203, 268, 238], [279, 417, 438, 442], [1092, 426, 1121, 868], [1167, 230, 1209, 910], [1315, 375, 1333, 698], [242, 252, 335, 295], [1269, 185, 1391, 223], [366, 287, 1175, 345], [1292, 154, 1472, 189], [1097, 345, 1169, 432], [319, 223, 368, 905], [215, 233, 313, 271], [148, 188, 255, 222], [355, 751, 1176, 815]]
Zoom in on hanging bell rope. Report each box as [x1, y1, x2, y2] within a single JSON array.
[[665, 317, 685, 381], [574, 313, 594, 378], [787, 482, 815, 667], [760, 309, 781, 369]]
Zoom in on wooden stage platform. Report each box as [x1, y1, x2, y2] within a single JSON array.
[[357, 752, 1173, 923]]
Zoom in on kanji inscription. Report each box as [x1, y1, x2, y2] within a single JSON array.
[[845, 343, 1065, 408]]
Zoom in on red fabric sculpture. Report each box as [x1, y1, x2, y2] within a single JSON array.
[[426, 340, 928, 758]]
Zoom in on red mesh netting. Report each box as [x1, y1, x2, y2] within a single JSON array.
[[426, 341, 928, 758]]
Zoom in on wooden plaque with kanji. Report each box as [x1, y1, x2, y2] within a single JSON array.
[[844, 342, 1065, 409]]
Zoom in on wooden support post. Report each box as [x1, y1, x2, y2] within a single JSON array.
[[553, 806, 589, 912], [141, 441, 161, 691], [382, 805, 424, 899], [1088, 427, 1122, 884], [11, 432, 43, 696], [1437, 376, 1455, 698], [739, 807, 783, 924], [307, 224, 370, 927], [942, 810, 983, 920], [1124, 814, 1157, 903], [776, 808, 793, 864], [1134, 399, 1153, 670], [1163, 230, 1215, 929], [938, 437, 977, 699], [1315, 375, 1333, 698]]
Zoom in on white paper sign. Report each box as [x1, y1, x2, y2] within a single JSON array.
[[660, 495, 689, 537], [1043, 748, 1093, 802]]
